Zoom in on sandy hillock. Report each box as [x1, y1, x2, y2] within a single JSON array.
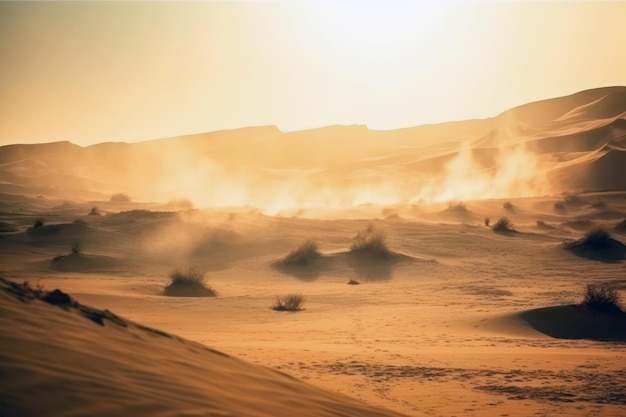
[[0, 277, 406, 417]]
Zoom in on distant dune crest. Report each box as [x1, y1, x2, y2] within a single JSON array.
[[1, 87, 625, 214]]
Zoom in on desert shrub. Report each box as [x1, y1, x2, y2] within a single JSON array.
[[503, 201, 514, 210], [89, 207, 101, 216], [492, 217, 515, 232], [582, 284, 622, 313], [71, 241, 82, 255], [272, 294, 304, 311], [447, 202, 467, 212], [33, 219, 45, 228], [110, 193, 131, 202], [553, 201, 566, 211], [350, 224, 393, 258], [281, 240, 321, 265], [164, 269, 216, 297], [484, 218, 490, 227], [347, 279, 361, 285], [578, 227, 614, 249], [591, 199, 605, 209]]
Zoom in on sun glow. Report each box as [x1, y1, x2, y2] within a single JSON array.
[[295, 1, 454, 87]]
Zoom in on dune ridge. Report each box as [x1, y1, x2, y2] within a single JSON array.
[[0, 277, 407, 417], [1, 87, 625, 212]]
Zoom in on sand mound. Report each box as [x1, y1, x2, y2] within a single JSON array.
[[515, 305, 626, 341], [562, 230, 626, 261], [49, 253, 122, 272], [0, 277, 406, 417]]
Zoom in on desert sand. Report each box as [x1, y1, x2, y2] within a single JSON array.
[[1, 87, 626, 416]]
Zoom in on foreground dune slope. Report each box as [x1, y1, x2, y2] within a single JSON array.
[[0, 277, 407, 417]]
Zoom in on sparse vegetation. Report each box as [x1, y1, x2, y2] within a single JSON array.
[[484, 217, 490, 227], [447, 202, 468, 212], [503, 201, 514, 211], [110, 192, 131, 202], [577, 227, 614, 249], [591, 199, 605, 209], [582, 283, 622, 313], [553, 201, 566, 211], [281, 240, 321, 266], [163, 269, 216, 297], [347, 279, 361, 285], [33, 219, 45, 228], [89, 207, 101, 216], [71, 241, 82, 255], [350, 224, 393, 259], [492, 217, 515, 232], [272, 294, 304, 311]]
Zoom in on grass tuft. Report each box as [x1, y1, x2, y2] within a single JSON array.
[[163, 268, 216, 297], [110, 193, 131, 202], [350, 224, 393, 259], [492, 217, 515, 232], [281, 240, 321, 266], [272, 294, 304, 311], [582, 284, 622, 313], [578, 227, 614, 249]]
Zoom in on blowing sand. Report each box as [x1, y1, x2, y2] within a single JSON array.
[[1, 193, 625, 417], [1, 88, 626, 416]]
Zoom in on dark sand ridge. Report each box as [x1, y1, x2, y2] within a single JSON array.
[[0, 277, 407, 417]]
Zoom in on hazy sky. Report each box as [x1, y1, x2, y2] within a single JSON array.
[[1, 1, 625, 146]]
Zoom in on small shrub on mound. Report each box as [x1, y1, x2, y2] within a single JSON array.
[[89, 207, 101, 216], [110, 192, 131, 202], [71, 241, 82, 255], [492, 217, 515, 232], [553, 201, 566, 211], [503, 201, 514, 211], [33, 219, 45, 229], [582, 284, 622, 313], [577, 227, 614, 249], [350, 224, 393, 259], [163, 269, 216, 297], [591, 199, 605, 209], [447, 202, 468, 212], [347, 279, 361, 285], [272, 294, 304, 311], [281, 240, 321, 266]]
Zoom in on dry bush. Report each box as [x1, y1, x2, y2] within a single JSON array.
[[503, 201, 514, 210], [578, 227, 614, 249], [164, 269, 216, 297], [272, 294, 304, 311], [347, 279, 361, 285], [447, 202, 468, 212], [281, 240, 321, 266], [89, 207, 101, 216], [350, 224, 393, 258], [71, 241, 82, 255], [110, 193, 131, 202], [582, 284, 622, 313], [492, 217, 515, 232], [553, 201, 566, 211]]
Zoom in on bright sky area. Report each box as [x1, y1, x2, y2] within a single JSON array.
[[1, 1, 625, 146]]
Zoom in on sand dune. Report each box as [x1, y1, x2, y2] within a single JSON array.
[[1, 88, 626, 417], [0, 277, 407, 417], [1, 87, 625, 210]]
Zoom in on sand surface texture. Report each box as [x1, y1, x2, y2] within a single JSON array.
[[1, 87, 625, 417]]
